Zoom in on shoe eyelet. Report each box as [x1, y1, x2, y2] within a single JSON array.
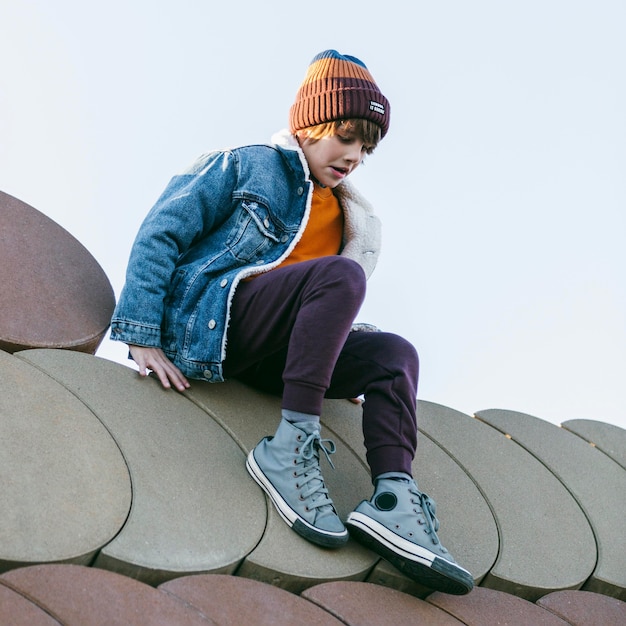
[[395, 524, 401, 530], [305, 506, 310, 512], [297, 435, 303, 442], [295, 447, 300, 453]]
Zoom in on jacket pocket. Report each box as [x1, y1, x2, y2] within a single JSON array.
[[225, 199, 287, 262]]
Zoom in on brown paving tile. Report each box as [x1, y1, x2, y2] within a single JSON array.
[[0, 190, 114, 354], [302, 581, 464, 625], [0, 565, 215, 625], [0, 350, 131, 571], [537, 590, 626, 625], [427, 587, 570, 625], [0, 583, 61, 625], [160, 574, 343, 625], [361, 560, 436, 600]]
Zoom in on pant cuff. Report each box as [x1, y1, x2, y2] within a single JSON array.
[[282, 379, 326, 416], [367, 445, 414, 480]]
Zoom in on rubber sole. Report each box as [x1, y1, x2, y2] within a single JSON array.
[[246, 449, 348, 549], [347, 511, 474, 595]]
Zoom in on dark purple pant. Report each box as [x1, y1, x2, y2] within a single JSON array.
[[223, 256, 419, 477]]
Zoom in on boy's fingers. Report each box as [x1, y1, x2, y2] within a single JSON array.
[[152, 359, 187, 391], [161, 364, 189, 391], [129, 345, 189, 391]]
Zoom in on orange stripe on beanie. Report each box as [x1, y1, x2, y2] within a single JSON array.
[[289, 50, 390, 138]]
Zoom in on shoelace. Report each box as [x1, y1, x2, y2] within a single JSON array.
[[294, 432, 337, 511], [411, 485, 442, 546]]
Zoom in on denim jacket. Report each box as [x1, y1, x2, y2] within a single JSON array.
[[110, 130, 382, 382]]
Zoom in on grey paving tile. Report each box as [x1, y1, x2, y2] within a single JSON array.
[[235, 501, 374, 594], [561, 419, 626, 470], [417, 401, 596, 600], [160, 574, 343, 625], [0, 349, 131, 572], [427, 586, 570, 625], [184, 380, 377, 593], [0, 564, 214, 625], [537, 589, 626, 625], [475, 408, 626, 600], [321, 398, 498, 593], [0, 191, 114, 354], [16, 349, 265, 585], [185, 381, 373, 520], [0, 582, 62, 625], [303, 581, 465, 625]]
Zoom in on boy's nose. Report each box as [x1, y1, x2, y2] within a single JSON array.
[[345, 146, 363, 163]]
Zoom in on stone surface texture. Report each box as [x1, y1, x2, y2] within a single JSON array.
[[0, 191, 114, 354], [476, 408, 626, 599], [2, 190, 625, 622], [0, 350, 131, 572], [417, 400, 597, 600]]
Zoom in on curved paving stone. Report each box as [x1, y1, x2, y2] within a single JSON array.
[[537, 590, 626, 625], [160, 573, 343, 625], [0, 349, 131, 572], [0, 190, 115, 354], [320, 397, 498, 595], [0, 583, 62, 625], [302, 580, 465, 625], [475, 408, 626, 600], [0, 564, 214, 625], [561, 419, 626, 470], [235, 502, 374, 594], [427, 586, 570, 625], [417, 400, 596, 600], [185, 381, 374, 521], [185, 380, 376, 593], [16, 349, 265, 586]]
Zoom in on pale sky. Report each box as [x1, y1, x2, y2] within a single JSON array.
[[2, 1, 625, 430]]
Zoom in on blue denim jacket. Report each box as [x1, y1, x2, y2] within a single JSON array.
[[110, 131, 381, 382]]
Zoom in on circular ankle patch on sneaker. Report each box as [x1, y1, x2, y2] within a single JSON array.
[[374, 492, 397, 511]]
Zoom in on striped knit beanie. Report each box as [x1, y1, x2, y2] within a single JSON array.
[[289, 49, 390, 138]]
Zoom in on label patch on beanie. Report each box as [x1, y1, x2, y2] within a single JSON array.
[[369, 100, 386, 115]]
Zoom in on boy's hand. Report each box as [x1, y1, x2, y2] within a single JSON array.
[[128, 345, 190, 392]]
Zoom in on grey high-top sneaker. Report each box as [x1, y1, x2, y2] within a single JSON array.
[[347, 475, 474, 594], [246, 418, 348, 548]]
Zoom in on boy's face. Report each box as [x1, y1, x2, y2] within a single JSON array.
[[298, 126, 372, 188]]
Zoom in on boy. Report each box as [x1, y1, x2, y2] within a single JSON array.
[[111, 50, 473, 595]]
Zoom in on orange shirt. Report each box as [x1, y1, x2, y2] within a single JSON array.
[[274, 183, 343, 270]]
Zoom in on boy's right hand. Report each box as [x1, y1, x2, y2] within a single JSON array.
[[128, 345, 190, 392]]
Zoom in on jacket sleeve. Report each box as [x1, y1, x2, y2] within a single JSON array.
[[110, 150, 238, 347]]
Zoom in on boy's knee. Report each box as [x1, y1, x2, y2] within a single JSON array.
[[326, 256, 367, 290], [376, 332, 420, 374], [307, 256, 366, 299]]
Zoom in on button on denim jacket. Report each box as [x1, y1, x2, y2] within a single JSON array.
[[110, 130, 382, 382]]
